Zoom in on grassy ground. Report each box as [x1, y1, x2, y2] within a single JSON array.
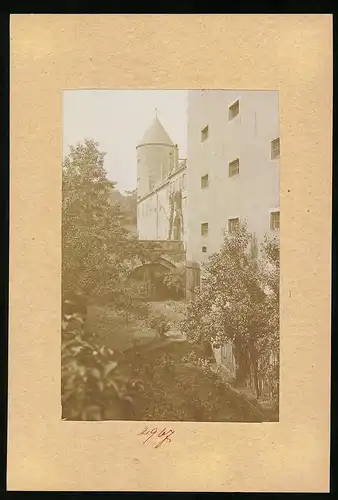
[[125, 340, 267, 422], [86, 303, 156, 352]]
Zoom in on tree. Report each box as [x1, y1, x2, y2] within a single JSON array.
[[62, 139, 159, 304], [147, 311, 171, 339], [61, 139, 159, 419], [180, 221, 279, 403], [162, 264, 185, 299], [109, 187, 137, 233]]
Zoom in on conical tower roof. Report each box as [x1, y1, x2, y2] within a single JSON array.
[[137, 114, 174, 147]]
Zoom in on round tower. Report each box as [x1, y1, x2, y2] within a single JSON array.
[[136, 111, 176, 198]]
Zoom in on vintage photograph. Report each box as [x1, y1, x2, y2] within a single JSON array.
[[62, 89, 280, 422]]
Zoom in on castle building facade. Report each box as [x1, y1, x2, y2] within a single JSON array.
[[136, 92, 280, 394], [136, 113, 187, 246], [185, 90, 280, 387], [136, 91, 280, 299], [185, 90, 280, 299]]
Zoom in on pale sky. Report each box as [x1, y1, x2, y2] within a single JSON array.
[[63, 90, 188, 192]]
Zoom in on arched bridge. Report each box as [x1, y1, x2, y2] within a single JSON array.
[[129, 240, 186, 300], [130, 240, 185, 277]]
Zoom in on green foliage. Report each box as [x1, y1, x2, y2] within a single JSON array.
[[180, 221, 280, 404], [129, 347, 263, 422], [147, 311, 171, 338], [162, 265, 185, 297], [61, 313, 143, 420], [110, 188, 137, 231], [181, 351, 222, 377], [62, 139, 158, 302], [61, 139, 159, 419]]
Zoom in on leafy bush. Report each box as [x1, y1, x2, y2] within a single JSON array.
[[61, 312, 143, 420], [146, 311, 171, 338], [181, 351, 222, 377], [180, 221, 279, 405], [162, 265, 185, 298]]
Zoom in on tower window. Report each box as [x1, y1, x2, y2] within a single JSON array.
[[201, 174, 209, 188], [228, 217, 239, 233], [201, 125, 209, 142], [271, 138, 280, 159], [202, 246, 207, 253], [229, 158, 240, 177], [201, 222, 209, 236], [270, 211, 280, 231], [229, 99, 240, 120]]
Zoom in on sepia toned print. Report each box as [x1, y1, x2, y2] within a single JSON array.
[[62, 89, 280, 422]]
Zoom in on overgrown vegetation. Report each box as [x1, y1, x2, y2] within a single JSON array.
[[61, 139, 279, 420], [162, 264, 185, 298], [146, 311, 171, 339], [61, 140, 156, 418], [129, 347, 265, 422], [62, 139, 158, 303], [180, 222, 280, 406], [61, 311, 144, 420]]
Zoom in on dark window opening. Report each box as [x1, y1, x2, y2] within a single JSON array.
[[201, 125, 209, 142], [201, 174, 209, 188], [228, 217, 239, 233], [229, 99, 240, 120], [201, 222, 209, 236], [229, 158, 240, 177]]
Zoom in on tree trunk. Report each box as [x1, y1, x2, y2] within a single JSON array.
[[234, 335, 249, 386], [248, 339, 260, 399]]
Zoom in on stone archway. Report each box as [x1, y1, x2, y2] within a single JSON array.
[[129, 260, 178, 301]]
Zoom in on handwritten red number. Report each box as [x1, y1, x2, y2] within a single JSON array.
[[143, 428, 157, 444], [155, 429, 175, 448], [137, 427, 175, 448]]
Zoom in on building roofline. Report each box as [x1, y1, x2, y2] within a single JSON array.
[[136, 142, 176, 149], [137, 161, 187, 204]]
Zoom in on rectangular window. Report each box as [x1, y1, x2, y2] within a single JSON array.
[[201, 125, 209, 142], [201, 222, 209, 236], [229, 99, 240, 120], [228, 217, 239, 233], [202, 246, 207, 253], [182, 173, 186, 190], [271, 137, 280, 159], [229, 158, 240, 177], [201, 174, 209, 188], [270, 211, 280, 231]]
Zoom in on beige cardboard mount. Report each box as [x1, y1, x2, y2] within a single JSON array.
[[9, 14, 332, 492]]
